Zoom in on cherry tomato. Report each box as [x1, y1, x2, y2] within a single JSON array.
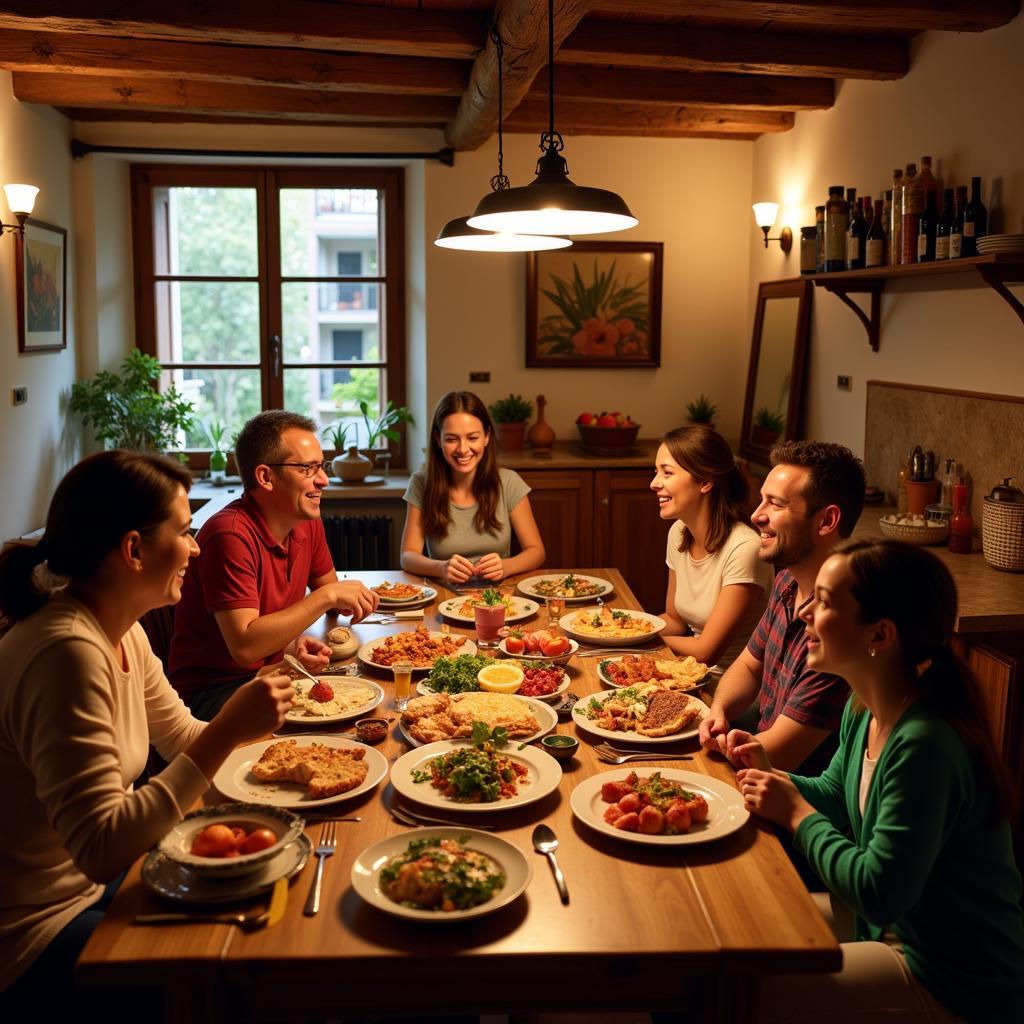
[[240, 828, 278, 855]]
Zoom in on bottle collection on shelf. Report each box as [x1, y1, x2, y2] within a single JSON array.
[[800, 156, 990, 275], [894, 447, 973, 554]]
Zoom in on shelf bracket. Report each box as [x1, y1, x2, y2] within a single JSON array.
[[977, 264, 1024, 327], [818, 280, 885, 351]]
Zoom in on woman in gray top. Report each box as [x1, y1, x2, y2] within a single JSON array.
[[401, 391, 545, 586]]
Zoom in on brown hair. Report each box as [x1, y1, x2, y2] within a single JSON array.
[[0, 450, 192, 624], [422, 391, 501, 538], [662, 425, 752, 555], [839, 538, 1014, 823], [235, 410, 318, 490], [771, 439, 865, 538]]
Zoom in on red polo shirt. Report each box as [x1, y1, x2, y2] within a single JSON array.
[[169, 492, 334, 696]]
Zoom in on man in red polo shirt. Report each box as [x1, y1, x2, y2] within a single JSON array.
[[169, 410, 377, 719]]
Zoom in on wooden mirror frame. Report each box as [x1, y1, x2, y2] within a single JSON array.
[[739, 279, 813, 467]]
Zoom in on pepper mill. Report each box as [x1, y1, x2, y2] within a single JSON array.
[[526, 394, 556, 456]]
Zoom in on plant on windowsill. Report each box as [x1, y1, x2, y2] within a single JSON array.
[[359, 399, 415, 467], [201, 417, 231, 483], [685, 393, 718, 429], [488, 394, 533, 452], [69, 348, 195, 462], [323, 419, 373, 483], [751, 407, 785, 449]]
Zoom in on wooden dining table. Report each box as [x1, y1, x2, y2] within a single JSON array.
[[77, 569, 839, 1023]]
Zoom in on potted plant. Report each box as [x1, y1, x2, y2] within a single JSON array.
[[488, 394, 533, 451], [201, 417, 231, 482], [685, 394, 718, 428], [359, 399, 414, 466], [323, 419, 372, 483], [69, 348, 194, 461], [751, 407, 785, 448]]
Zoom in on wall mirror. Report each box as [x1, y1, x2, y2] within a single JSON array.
[[739, 279, 812, 466]]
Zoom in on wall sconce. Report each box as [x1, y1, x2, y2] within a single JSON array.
[[0, 183, 39, 238], [752, 202, 792, 254]]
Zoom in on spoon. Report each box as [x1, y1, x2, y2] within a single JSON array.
[[283, 653, 322, 686], [531, 824, 569, 905]]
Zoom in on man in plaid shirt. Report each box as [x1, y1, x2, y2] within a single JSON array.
[[700, 440, 865, 774]]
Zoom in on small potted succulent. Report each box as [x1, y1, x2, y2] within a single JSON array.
[[751, 407, 785, 449], [323, 419, 372, 484], [488, 394, 533, 452], [201, 417, 230, 483], [685, 394, 718, 429]]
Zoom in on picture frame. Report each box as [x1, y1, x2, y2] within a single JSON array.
[[526, 241, 663, 368], [16, 218, 67, 353]]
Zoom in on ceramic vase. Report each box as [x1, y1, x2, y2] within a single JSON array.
[[526, 395, 556, 453], [333, 445, 373, 483]]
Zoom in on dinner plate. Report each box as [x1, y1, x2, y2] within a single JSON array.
[[399, 693, 559, 748], [571, 769, 749, 846], [516, 573, 614, 603], [416, 666, 570, 704], [559, 607, 666, 647], [373, 583, 437, 607], [143, 833, 311, 903], [350, 827, 531, 921], [390, 739, 562, 812], [212, 735, 388, 808], [284, 676, 384, 724], [596, 656, 712, 692], [497, 637, 579, 665], [437, 597, 540, 625], [357, 631, 476, 672], [572, 689, 709, 745]]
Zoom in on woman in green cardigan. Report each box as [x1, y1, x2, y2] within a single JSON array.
[[727, 539, 1023, 1023]]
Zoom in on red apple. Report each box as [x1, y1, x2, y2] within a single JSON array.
[[576, 412, 595, 426], [596, 413, 617, 427]]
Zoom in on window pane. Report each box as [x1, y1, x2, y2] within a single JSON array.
[[285, 367, 381, 440], [162, 368, 262, 448], [281, 281, 380, 362], [279, 188, 380, 278], [154, 187, 258, 277], [155, 281, 261, 363]]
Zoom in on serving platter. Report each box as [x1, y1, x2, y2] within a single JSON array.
[[570, 769, 749, 846], [516, 573, 614, 603], [350, 827, 532, 921], [284, 677, 384, 724], [437, 596, 540, 625], [416, 666, 571, 704], [390, 740, 562, 812], [399, 694, 558, 748], [572, 690, 709, 745], [596, 656, 712, 693], [559, 607, 666, 647], [497, 636, 579, 665], [371, 582, 437, 607], [357, 631, 476, 672]]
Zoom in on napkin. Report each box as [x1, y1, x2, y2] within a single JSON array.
[[266, 877, 288, 927]]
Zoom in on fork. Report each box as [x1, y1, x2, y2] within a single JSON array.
[[596, 749, 694, 765], [303, 820, 337, 916], [390, 804, 495, 831], [134, 908, 269, 931], [594, 742, 691, 758]]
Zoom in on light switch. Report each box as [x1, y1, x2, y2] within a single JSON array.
[[12, 387, 27, 405], [837, 375, 852, 391]]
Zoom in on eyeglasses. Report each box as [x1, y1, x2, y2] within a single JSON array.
[[266, 461, 330, 478]]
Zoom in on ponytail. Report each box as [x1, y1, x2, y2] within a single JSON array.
[[0, 542, 53, 625]]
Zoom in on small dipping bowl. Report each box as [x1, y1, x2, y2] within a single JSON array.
[[356, 717, 389, 744], [541, 734, 579, 762]]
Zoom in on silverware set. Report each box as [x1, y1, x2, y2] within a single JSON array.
[[593, 742, 693, 765], [390, 803, 495, 831], [134, 908, 269, 931]]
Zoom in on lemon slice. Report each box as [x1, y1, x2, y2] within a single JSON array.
[[477, 662, 525, 694]]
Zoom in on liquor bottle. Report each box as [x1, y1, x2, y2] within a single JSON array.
[[882, 189, 893, 265], [917, 191, 938, 262], [862, 195, 873, 232], [900, 162, 921, 264], [866, 199, 885, 268], [889, 169, 904, 266], [846, 187, 858, 221], [948, 480, 973, 554], [963, 176, 988, 257], [814, 205, 825, 273], [949, 185, 967, 259], [935, 188, 954, 260], [824, 186, 849, 273], [846, 196, 867, 269], [918, 156, 940, 214]]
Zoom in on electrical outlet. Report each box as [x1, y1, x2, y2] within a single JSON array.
[[12, 387, 27, 405], [837, 375, 852, 391], [469, 371, 490, 383]]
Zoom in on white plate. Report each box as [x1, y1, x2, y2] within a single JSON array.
[[496, 637, 579, 665], [572, 689, 709, 745], [143, 833, 311, 903], [351, 827, 531, 921], [516, 573, 614, 603], [373, 583, 437, 607], [596, 656, 713, 692], [390, 739, 562, 812], [212, 736, 388, 808], [416, 667, 570, 704], [570, 768, 749, 846], [357, 630, 476, 672], [559, 607, 666, 647], [437, 597, 540, 625], [284, 677, 385, 724], [399, 693, 558, 748]]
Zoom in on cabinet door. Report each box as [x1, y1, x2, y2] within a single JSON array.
[[595, 469, 670, 612], [516, 470, 594, 569]]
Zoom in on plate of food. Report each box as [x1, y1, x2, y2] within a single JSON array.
[[399, 690, 558, 747], [416, 655, 570, 704], [390, 726, 562, 812], [212, 736, 388, 808], [573, 685, 708, 744], [284, 676, 384, 724], [570, 768, 748, 845], [517, 573, 614, 603], [357, 627, 476, 671], [371, 581, 437, 606], [597, 654, 709, 692], [497, 630, 577, 664], [437, 595, 540, 625], [351, 827, 531, 921], [559, 607, 665, 647]]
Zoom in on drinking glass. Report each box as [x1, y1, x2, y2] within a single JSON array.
[[392, 660, 413, 711], [546, 596, 565, 633], [474, 602, 506, 649]]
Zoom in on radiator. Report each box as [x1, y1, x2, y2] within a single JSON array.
[[322, 515, 392, 571]]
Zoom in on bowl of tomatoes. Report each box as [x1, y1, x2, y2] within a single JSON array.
[[498, 628, 577, 665], [157, 803, 304, 878]]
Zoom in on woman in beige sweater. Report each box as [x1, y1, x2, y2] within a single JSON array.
[[0, 450, 295, 1012]]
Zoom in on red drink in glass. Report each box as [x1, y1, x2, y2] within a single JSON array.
[[474, 603, 506, 648]]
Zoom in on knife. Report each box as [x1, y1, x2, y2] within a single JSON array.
[[266, 876, 288, 927]]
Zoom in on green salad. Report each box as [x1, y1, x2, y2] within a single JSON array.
[[411, 723, 526, 803], [422, 653, 492, 694]]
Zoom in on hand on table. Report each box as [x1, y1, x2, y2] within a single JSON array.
[[217, 671, 295, 742], [735, 768, 814, 833], [473, 552, 505, 581], [290, 635, 331, 673], [442, 554, 476, 586], [321, 580, 378, 621]]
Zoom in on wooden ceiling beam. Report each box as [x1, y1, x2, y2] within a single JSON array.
[[509, 125, 760, 140], [0, 28, 469, 95], [561, 19, 908, 79], [12, 72, 457, 123], [60, 107, 429, 130], [0, 1, 484, 58]]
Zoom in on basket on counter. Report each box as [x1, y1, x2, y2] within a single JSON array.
[[982, 478, 1024, 573], [878, 517, 949, 546]]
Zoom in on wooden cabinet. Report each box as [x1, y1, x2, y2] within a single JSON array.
[[520, 470, 594, 569]]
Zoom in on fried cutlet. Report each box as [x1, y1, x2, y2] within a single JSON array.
[[637, 690, 702, 738], [251, 739, 368, 798]]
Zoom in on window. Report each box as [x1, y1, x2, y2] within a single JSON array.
[[130, 166, 407, 466]]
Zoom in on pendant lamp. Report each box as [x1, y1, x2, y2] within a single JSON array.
[[434, 23, 571, 253], [467, 0, 637, 237]]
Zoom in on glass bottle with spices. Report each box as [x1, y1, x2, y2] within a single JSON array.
[[949, 480, 974, 554], [800, 226, 818, 275]]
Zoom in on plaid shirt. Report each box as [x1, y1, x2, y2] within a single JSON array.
[[747, 569, 850, 774]]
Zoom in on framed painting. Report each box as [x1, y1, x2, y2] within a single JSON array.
[[526, 241, 663, 368], [16, 219, 67, 353]]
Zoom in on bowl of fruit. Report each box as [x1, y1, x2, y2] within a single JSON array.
[[576, 412, 640, 455], [498, 628, 577, 665]]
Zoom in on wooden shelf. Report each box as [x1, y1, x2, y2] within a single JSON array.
[[809, 253, 1024, 350]]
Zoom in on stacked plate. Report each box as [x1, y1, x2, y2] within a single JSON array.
[[977, 234, 1024, 255]]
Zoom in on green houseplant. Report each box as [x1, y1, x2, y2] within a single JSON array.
[[751, 407, 785, 448], [323, 419, 373, 483], [358, 399, 414, 470], [201, 417, 230, 481], [488, 394, 533, 452], [685, 394, 718, 427], [69, 348, 194, 460]]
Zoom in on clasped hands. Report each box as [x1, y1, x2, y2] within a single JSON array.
[[442, 551, 505, 586]]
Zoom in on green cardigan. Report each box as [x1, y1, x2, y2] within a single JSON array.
[[792, 699, 1024, 1022]]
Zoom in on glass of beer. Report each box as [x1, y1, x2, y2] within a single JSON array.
[[392, 660, 413, 711], [546, 596, 565, 633]]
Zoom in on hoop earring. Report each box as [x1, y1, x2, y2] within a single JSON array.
[[868, 647, 876, 658]]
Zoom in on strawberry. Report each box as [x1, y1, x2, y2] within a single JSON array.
[[309, 681, 334, 703]]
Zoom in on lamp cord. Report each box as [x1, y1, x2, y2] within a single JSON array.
[[541, 0, 563, 155], [489, 21, 510, 192]]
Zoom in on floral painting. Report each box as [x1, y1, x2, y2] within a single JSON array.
[[526, 242, 662, 368], [17, 219, 67, 353]]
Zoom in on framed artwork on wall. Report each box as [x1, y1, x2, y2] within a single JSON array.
[[526, 241, 663, 368], [16, 218, 67, 353]]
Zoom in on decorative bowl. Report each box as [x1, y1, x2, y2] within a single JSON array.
[[541, 734, 579, 761], [577, 423, 640, 455], [878, 515, 949, 546]]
